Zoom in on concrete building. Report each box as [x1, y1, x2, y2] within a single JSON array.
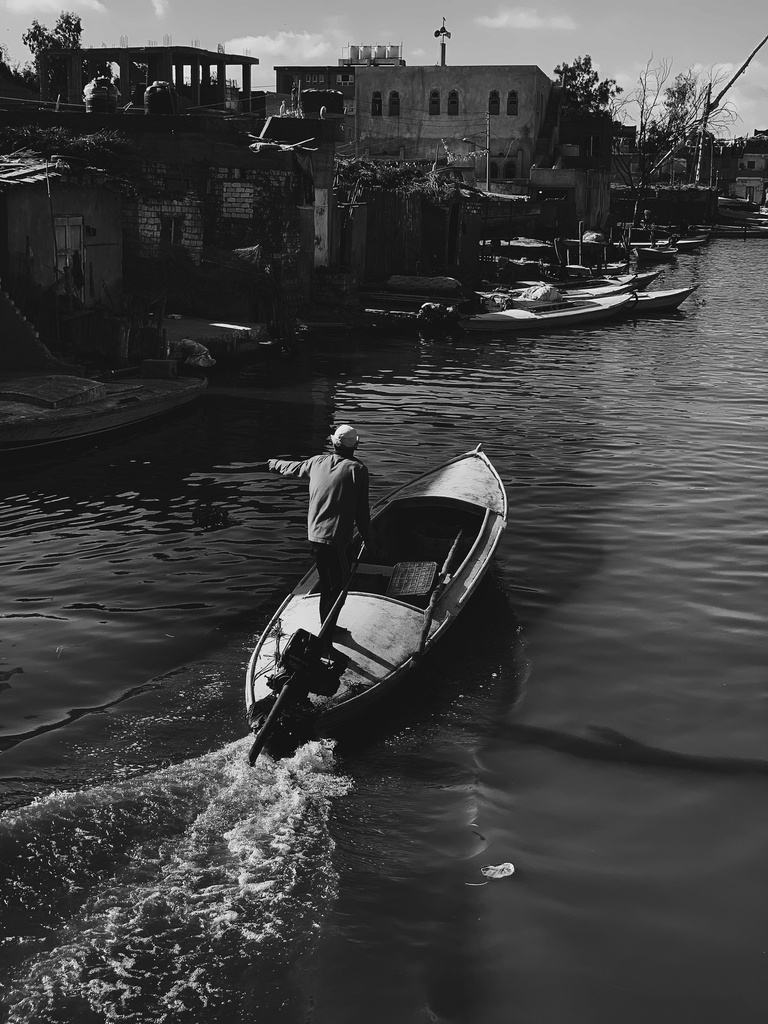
[[734, 142, 768, 203], [353, 64, 554, 182]]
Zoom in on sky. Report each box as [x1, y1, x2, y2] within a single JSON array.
[[2, 0, 767, 136]]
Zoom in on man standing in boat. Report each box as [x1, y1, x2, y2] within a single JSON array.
[[266, 424, 372, 642]]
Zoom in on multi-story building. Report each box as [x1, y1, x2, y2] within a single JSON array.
[[734, 137, 768, 203], [274, 49, 557, 184], [353, 63, 553, 181]]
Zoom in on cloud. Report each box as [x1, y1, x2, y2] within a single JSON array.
[[151, 0, 168, 15], [3, 0, 106, 11], [476, 7, 576, 30], [225, 31, 335, 63]]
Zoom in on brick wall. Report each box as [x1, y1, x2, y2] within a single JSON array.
[[123, 192, 204, 264], [123, 147, 307, 300]]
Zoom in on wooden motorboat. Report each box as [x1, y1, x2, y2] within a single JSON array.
[[245, 446, 507, 755], [461, 292, 635, 332], [632, 285, 699, 312], [0, 371, 207, 453]]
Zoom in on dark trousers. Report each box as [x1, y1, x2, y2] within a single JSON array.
[[310, 542, 351, 630]]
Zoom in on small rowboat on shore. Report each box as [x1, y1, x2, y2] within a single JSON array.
[[245, 446, 507, 756]]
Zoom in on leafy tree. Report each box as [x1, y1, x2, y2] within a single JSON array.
[[22, 11, 83, 100], [0, 44, 36, 92], [554, 55, 622, 117]]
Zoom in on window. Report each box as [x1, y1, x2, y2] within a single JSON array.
[[388, 90, 400, 116], [489, 90, 500, 115], [447, 90, 459, 115], [747, 160, 756, 169], [160, 215, 183, 245], [429, 89, 440, 115], [337, 73, 353, 85], [489, 161, 501, 180], [507, 90, 518, 116], [372, 91, 382, 116], [503, 160, 517, 178], [319, 75, 325, 84]]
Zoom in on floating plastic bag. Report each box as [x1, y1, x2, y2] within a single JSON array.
[[481, 862, 515, 879]]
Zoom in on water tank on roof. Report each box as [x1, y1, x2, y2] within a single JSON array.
[[361, 45, 373, 60], [144, 80, 177, 115], [83, 76, 118, 114], [349, 45, 360, 60], [375, 45, 386, 58], [386, 45, 400, 59]]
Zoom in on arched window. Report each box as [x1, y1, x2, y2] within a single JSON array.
[[429, 89, 440, 115], [489, 90, 500, 115], [504, 160, 517, 179], [489, 161, 501, 180], [388, 90, 400, 116], [447, 89, 459, 115], [371, 91, 382, 116], [507, 90, 518, 116]]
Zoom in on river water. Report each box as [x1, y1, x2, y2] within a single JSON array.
[[1, 238, 766, 1024]]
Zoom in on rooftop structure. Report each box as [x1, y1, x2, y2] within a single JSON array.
[[36, 44, 259, 109]]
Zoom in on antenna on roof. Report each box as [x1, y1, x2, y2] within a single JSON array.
[[434, 18, 451, 67]]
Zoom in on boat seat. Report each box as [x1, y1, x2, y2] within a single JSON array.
[[386, 561, 438, 599], [357, 563, 394, 577]]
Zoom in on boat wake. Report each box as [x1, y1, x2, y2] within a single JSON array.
[[0, 738, 350, 1022]]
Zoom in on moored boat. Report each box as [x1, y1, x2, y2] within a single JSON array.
[[631, 236, 708, 252], [0, 371, 207, 454], [633, 245, 679, 263], [461, 292, 635, 332], [245, 446, 507, 754], [517, 270, 661, 292], [631, 285, 699, 312]]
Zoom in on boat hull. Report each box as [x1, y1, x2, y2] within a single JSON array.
[[633, 246, 679, 263], [462, 293, 634, 332], [0, 374, 207, 452], [633, 286, 699, 312]]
